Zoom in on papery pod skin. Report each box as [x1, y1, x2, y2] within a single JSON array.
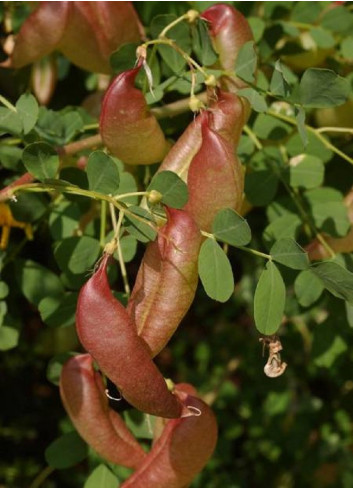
[[159, 90, 245, 182], [201, 4, 254, 88], [306, 187, 353, 260], [60, 353, 145, 469], [127, 208, 202, 357], [184, 110, 244, 232], [58, 2, 142, 74], [7, 2, 69, 68], [31, 55, 57, 106], [5, 2, 142, 74], [121, 385, 218, 488], [76, 253, 183, 418], [100, 62, 170, 165]]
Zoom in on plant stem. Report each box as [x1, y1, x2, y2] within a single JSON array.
[[0, 93, 16, 111], [99, 200, 107, 247], [243, 125, 263, 150], [59, 134, 103, 156], [29, 466, 55, 488], [267, 110, 353, 167], [316, 126, 353, 135], [111, 206, 130, 296], [201, 231, 271, 260]]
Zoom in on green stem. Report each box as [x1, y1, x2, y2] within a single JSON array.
[[267, 110, 353, 167], [0, 94, 16, 112], [99, 200, 107, 247], [236, 245, 271, 260], [29, 466, 55, 488], [159, 10, 198, 39], [316, 126, 353, 135], [111, 206, 130, 296], [243, 125, 263, 150]]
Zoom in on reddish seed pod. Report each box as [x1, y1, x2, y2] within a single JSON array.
[[60, 353, 145, 469], [201, 4, 254, 86], [76, 253, 183, 418], [100, 62, 170, 165], [4, 2, 142, 74], [159, 90, 245, 181], [121, 385, 218, 488], [184, 110, 244, 231], [127, 208, 202, 357]]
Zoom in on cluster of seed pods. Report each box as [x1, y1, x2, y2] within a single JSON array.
[[60, 4, 253, 486]]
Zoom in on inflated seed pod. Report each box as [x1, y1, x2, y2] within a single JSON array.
[[184, 110, 243, 231], [100, 62, 170, 165], [76, 253, 183, 418], [4, 2, 142, 74], [127, 208, 202, 357], [121, 385, 218, 488], [159, 90, 245, 181], [201, 4, 254, 87], [60, 353, 145, 469]]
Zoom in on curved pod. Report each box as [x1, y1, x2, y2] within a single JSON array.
[[121, 385, 218, 488], [76, 253, 183, 418], [127, 208, 202, 357], [60, 353, 145, 469], [100, 63, 169, 165]]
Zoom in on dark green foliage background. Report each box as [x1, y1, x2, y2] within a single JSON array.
[[1, 1, 353, 487]]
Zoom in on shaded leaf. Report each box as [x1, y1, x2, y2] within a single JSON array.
[[147, 171, 188, 209], [86, 151, 120, 195], [45, 432, 88, 469], [212, 208, 251, 246], [311, 262, 353, 304], [235, 41, 257, 83], [299, 68, 350, 108], [16, 93, 39, 134], [295, 269, 324, 307], [270, 238, 309, 270], [22, 142, 59, 181]]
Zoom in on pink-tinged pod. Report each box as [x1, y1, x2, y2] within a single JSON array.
[[6, 2, 69, 69], [58, 2, 142, 74], [159, 90, 245, 181], [4, 2, 142, 74], [121, 385, 218, 488], [100, 62, 170, 165], [201, 4, 254, 86], [60, 353, 145, 469], [76, 253, 184, 418], [127, 208, 202, 357], [184, 110, 243, 231]]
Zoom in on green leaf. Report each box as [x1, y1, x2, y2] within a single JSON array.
[[235, 41, 257, 83], [86, 151, 120, 195], [46, 352, 77, 386], [263, 214, 301, 247], [0, 145, 23, 171], [237, 88, 268, 113], [49, 202, 81, 240], [110, 42, 139, 74], [295, 106, 308, 148], [248, 17, 265, 43], [295, 269, 324, 307], [150, 15, 191, 73], [270, 60, 290, 97], [39, 292, 78, 328], [0, 326, 19, 351], [270, 238, 309, 270], [290, 155, 324, 189], [192, 20, 218, 66], [291, 2, 321, 23], [16, 93, 39, 134], [16, 259, 64, 306], [84, 464, 119, 488], [54, 236, 101, 275], [45, 431, 88, 469], [10, 193, 48, 223], [0, 107, 22, 135], [299, 69, 350, 108], [22, 142, 59, 181], [311, 262, 353, 304], [123, 410, 156, 440], [0, 281, 9, 299], [212, 208, 251, 246], [341, 37, 353, 60], [312, 322, 347, 368], [198, 238, 234, 303], [124, 207, 157, 243], [254, 261, 286, 335], [118, 172, 138, 205], [321, 6, 353, 34], [119, 235, 137, 263], [245, 170, 279, 206], [253, 114, 291, 140], [147, 171, 188, 209], [310, 27, 336, 49]]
